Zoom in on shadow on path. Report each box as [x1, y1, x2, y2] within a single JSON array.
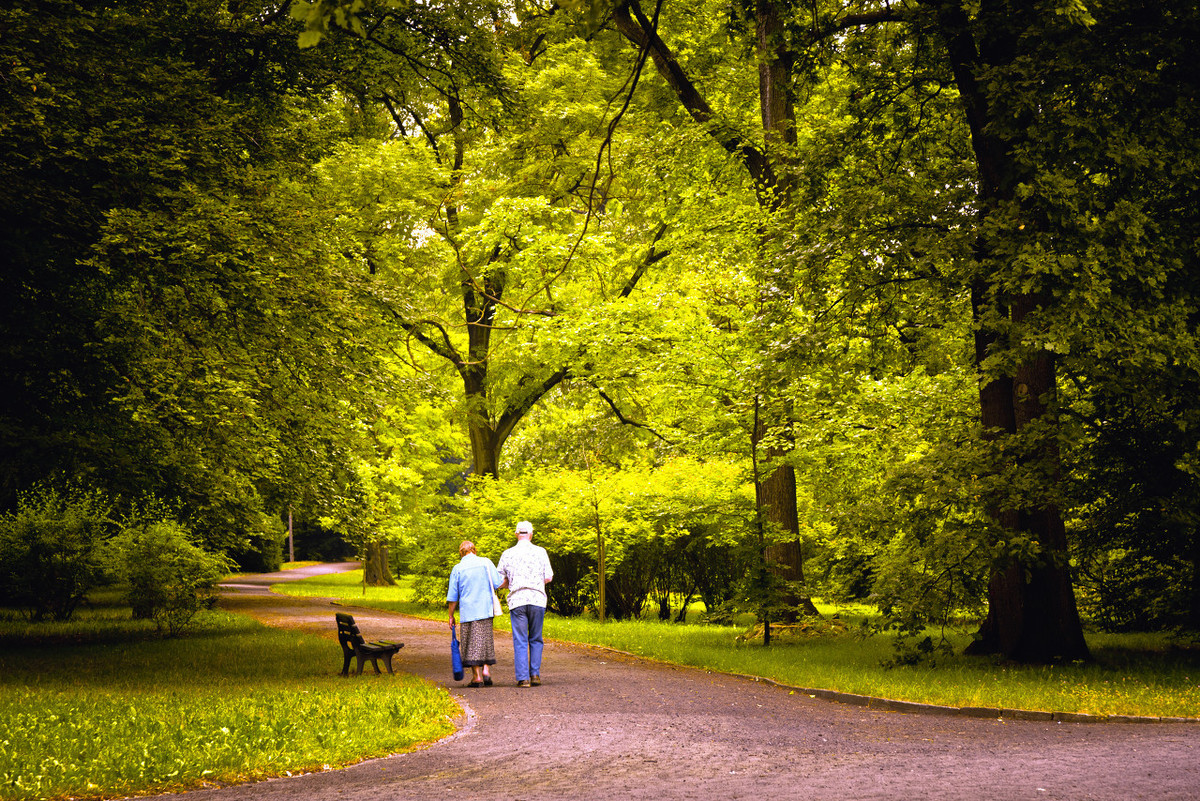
[[156, 566, 1200, 801]]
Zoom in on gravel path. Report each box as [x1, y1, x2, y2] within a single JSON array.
[[161, 565, 1200, 801]]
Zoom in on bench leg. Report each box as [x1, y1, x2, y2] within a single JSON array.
[[341, 652, 353, 677], [381, 653, 395, 674]]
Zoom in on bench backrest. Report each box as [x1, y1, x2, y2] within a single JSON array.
[[335, 612, 366, 651]]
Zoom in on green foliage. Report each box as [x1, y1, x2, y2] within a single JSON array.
[[5, 0, 1200, 655], [719, 544, 793, 636], [0, 481, 234, 635], [107, 520, 235, 637], [1068, 397, 1200, 631], [0, 0, 388, 554], [318, 387, 470, 572], [862, 442, 994, 639], [0, 483, 114, 622], [1074, 549, 1194, 634]]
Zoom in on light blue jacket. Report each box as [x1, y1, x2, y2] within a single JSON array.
[[446, 553, 502, 622]]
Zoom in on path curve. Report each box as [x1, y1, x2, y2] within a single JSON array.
[[157, 566, 1200, 801]]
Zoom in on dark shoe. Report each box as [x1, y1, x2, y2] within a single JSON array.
[[530, 675, 541, 686], [483, 676, 493, 686], [467, 681, 481, 688], [516, 680, 531, 688]]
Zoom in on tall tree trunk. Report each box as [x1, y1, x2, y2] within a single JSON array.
[[751, 0, 818, 618], [937, 0, 1089, 662], [965, 290, 1089, 660], [615, 0, 815, 613]]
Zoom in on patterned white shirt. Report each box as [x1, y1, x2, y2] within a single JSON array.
[[496, 539, 553, 610]]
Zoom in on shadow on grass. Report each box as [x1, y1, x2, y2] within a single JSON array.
[[0, 602, 263, 648]]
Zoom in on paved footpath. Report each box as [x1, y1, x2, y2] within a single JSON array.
[[161, 565, 1200, 801]]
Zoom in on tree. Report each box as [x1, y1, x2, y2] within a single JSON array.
[[0, 1, 386, 563], [110, 518, 235, 637], [316, 374, 471, 585], [599, 0, 1200, 660], [307, 12, 677, 480], [606, 0, 830, 618], [1017, 0, 1200, 633]]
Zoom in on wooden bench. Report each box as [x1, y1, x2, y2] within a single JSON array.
[[335, 612, 404, 676]]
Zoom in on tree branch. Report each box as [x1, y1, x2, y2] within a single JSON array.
[[620, 222, 670, 298], [370, 293, 465, 371], [813, 8, 909, 41], [612, 0, 775, 189], [593, 385, 675, 444], [494, 365, 572, 444]]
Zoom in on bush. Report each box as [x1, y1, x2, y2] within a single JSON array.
[[1074, 548, 1193, 632], [109, 520, 235, 636], [0, 483, 114, 621]]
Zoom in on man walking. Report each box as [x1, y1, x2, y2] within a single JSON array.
[[496, 520, 553, 687]]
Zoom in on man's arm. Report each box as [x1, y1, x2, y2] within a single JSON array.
[[494, 555, 508, 590]]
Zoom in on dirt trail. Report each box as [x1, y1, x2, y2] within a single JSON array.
[[158, 566, 1200, 801]]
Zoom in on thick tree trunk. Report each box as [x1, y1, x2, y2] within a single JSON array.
[[468, 422, 502, 479], [968, 504, 1089, 661], [963, 288, 1090, 662], [934, 1, 1089, 663], [363, 540, 394, 586]]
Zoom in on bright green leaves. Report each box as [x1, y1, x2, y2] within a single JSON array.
[[292, 0, 369, 48]]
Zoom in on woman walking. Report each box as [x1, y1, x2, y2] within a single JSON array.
[[446, 540, 502, 687]]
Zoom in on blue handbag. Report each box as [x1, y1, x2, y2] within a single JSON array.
[[450, 624, 464, 681]]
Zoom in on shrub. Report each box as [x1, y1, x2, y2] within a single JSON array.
[[109, 520, 235, 636], [0, 483, 114, 621], [1074, 548, 1192, 632]]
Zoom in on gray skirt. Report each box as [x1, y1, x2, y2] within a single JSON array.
[[459, 618, 496, 667]]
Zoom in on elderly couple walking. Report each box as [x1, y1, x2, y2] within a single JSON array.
[[446, 520, 554, 688]]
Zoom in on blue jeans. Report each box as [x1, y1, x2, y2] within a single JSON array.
[[510, 604, 545, 681]]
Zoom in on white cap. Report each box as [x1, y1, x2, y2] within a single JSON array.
[[516, 520, 534, 535]]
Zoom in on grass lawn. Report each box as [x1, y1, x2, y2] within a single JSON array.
[[0, 589, 458, 801], [277, 569, 1200, 719]]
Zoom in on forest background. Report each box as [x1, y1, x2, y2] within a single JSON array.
[[2, 0, 1198, 665]]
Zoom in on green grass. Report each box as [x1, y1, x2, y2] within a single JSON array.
[[0, 590, 459, 801], [279, 570, 1200, 719], [546, 616, 1200, 718], [274, 571, 467, 624]]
